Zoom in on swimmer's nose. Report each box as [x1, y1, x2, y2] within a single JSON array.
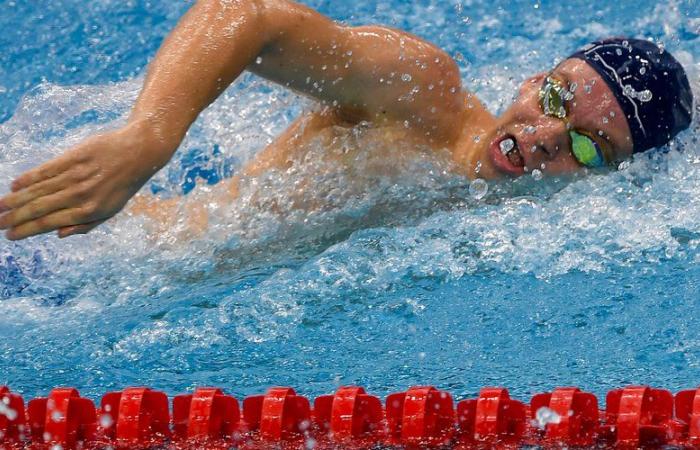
[[519, 117, 570, 165]]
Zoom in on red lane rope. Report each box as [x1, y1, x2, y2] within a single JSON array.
[[1, 384, 700, 449]]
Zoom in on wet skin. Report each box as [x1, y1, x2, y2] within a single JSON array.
[[462, 58, 634, 179], [0, 0, 634, 240]]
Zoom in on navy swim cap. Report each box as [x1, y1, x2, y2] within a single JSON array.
[[569, 37, 694, 154]]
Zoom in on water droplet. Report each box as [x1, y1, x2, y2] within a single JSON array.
[[499, 138, 514, 154], [640, 67, 647, 75], [100, 414, 114, 428], [255, 56, 263, 65], [535, 407, 561, 428], [531, 169, 543, 181], [469, 179, 488, 200], [524, 125, 537, 134], [473, 135, 481, 143], [602, 117, 609, 124], [638, 90, 652, 102], [401, 73, 412, 82], [618, 160, 631, 171]]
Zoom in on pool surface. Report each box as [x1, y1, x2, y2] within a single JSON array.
[[1, 0, 700, 407]]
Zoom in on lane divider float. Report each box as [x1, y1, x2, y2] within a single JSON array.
[[1, 384, 700, 448]]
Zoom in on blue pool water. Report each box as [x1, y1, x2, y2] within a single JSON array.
[[1, 0, 699, 405]]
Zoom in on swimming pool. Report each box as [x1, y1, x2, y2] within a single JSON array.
[[1, 0, 700, 427]]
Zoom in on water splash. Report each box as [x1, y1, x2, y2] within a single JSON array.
[[0, 0, 699, 399]]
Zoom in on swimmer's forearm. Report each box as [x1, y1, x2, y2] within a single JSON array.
[[127, 0, 271, 163], [126, 0, 464, 162]]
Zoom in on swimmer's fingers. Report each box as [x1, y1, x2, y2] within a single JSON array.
[[9, 150, 80, 192], [57, 219, 107, 238], [5, 207, 100, 241], [0, 182, 95, 231], [0, 171, 76, 213]]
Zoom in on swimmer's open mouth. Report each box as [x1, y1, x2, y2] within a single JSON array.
[[490, 134, 526, 176], [499, 135, 525, 168]]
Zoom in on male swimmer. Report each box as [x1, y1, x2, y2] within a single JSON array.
[[0, 0, 693, 240]]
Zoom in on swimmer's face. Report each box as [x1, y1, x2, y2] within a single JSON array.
[[483, 58, 634, 178]]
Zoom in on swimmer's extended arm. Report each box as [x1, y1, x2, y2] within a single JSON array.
[[0, 0, 464, 240]]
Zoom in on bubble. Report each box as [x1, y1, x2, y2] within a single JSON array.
[[531, 169, 543, 181], [535, 407, 561, 428], [499, 138, 514, 154], [255, 57, 263, 65], [473, 135, 481, 143], [524, 125, 537, 134], [401, 73, 412, 82], [469, 178, 488, 200], [100, 413, 114, 428], [0, 400, 17, 421], [638, 90, 653, 102]]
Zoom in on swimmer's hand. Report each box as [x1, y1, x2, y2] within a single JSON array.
[[0, 121, 171, 240]]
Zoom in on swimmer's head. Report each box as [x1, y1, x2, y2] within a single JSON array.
[[483, 37, 694, 177]]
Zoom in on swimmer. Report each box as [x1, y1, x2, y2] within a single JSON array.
[[0, 0, 693, 240]]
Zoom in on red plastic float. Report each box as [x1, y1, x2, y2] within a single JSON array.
[[676, 387, 700, 445], [242, 386, 311, 442], [313, 385, 382, 441], [172, 387, 239, 441], [2, 384, 700, 449], [600, 386, 683, 447], [0, 385, 26, 443], [100, 386, 171, 444], [27, 387, 98, 448], [385, 386, 454, 446], [456, 387, 527, 445], [530, 386, 599, 446]]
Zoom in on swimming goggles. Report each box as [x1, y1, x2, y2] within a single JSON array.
[[539, 76, 606, 168]]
